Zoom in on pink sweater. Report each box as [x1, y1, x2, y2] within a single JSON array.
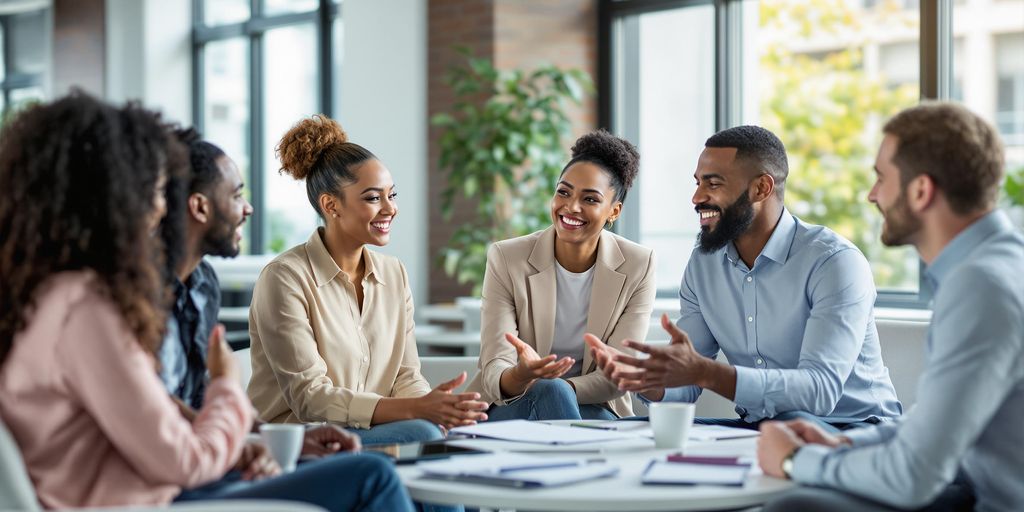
[[0, 272, 252, 509]]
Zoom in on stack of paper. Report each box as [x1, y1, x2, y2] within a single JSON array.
[[417, 453, 619, 488], [450, 419, 637, 444]]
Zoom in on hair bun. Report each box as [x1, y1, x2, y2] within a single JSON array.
[[571, 129, 640, 191], [276, 114, 348, 180]]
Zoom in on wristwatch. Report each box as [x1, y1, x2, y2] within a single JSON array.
[[781, 446, 801, 480]]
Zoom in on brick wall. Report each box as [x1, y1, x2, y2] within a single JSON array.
[[427, 0, 598, 303]]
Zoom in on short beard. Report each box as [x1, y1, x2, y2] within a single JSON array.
[[200, 202, 241, 258], [879, 191, 921, 247], [697, 191, 755, 254]]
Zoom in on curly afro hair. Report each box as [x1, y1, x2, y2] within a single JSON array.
[[562, 129, 640, 204], [0, 91, 185, 366], [276, 114, 376, 219]]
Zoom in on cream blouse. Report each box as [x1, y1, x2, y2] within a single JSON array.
[[248, 228, 432, 428]]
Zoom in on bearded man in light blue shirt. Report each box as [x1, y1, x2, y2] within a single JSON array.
[[589, 125, 902, 432], [758, 103, 1023, 511]]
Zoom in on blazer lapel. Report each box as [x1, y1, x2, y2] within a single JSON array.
[[528, 227, 558, 357], [583, 231, 626, 372]]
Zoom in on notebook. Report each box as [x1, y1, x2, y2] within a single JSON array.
[[416, 453, 619, 488], [641, 460, 750, 486]]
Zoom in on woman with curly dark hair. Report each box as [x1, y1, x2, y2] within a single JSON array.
[[466, 129, 656, 421], [0, 94, 413, 511]]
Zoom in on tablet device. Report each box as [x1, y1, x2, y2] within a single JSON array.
[[365, 441, 488, 464]]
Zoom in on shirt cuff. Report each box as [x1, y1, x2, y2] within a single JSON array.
[[346, 392, 382, 430], [791, 444, 832, 485], [733, 365, 766, 418], [841, 425, 885, 447]]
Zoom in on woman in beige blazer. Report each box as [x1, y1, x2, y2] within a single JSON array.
[[467, 130, 656, 420], [247, 116, 487, 445]]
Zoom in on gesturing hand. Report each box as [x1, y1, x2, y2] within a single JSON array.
[[234, 439, 281, 481], [302, 424, 362, 457], [415, 372, 489, 429], [609, 314, 709, 392], [500, 333, 575, 397], [584, 333, 665, 400]]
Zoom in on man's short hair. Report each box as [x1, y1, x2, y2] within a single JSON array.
[[883, 102, 1005, 215], [173, 127, 227, 195], [705, 125, 789, 198]]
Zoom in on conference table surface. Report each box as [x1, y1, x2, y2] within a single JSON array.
[[395, 420, 794, 512]]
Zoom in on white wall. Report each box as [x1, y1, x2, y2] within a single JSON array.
[[338, 0, 428, 309]]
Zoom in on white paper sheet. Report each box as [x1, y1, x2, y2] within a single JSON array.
[[450, 419, 637, 444]]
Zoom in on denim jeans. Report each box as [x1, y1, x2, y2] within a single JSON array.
[[344, 419, 462, 512], [345, 418, 444, 445], [694, 410, 879, 434], [485, 378, 618, 421], [176, 452, 414, 512]]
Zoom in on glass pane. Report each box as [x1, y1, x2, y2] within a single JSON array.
[[742, 0, 920, 291], [612, 6, 716, 291], [9, 10, 47, 75], [953, 0, 1024, 228], [263, 0, 319, 16], [202, 37, 252, 253], [9, 86, 45, 107], [263, 23, 320, 254], [204, 0, 251, 26]]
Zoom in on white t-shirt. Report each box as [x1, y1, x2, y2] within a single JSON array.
[[552, 260, 595, 378]]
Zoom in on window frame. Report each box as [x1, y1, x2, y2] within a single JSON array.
[[598, 0, 955, 308], [192, 0, 339, 253], [0, 9, 48, 117]]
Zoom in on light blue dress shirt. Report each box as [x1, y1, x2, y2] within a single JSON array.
[[663, 210, 902, 423], [793, 210, 1024, 511]]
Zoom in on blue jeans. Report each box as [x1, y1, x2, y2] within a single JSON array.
[[345, 419, 444, 445], [485, 379, 618, 421], [343, 420, 461, 512], [176, 452, 414, 512], [694, 410, 877, 434]]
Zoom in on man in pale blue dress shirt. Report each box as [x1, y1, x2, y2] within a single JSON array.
[[758, 103, 1023, 511], [589, 125, 901, 432]]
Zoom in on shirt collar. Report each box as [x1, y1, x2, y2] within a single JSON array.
[[925, 210, 1013, 288], [724, 208, 795, 267], [306, 228, 385, 287]]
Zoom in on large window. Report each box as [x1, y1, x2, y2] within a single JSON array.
[[0, 8, 49, 120], [194, 0, 340, 254], [602, 0, 1024, 307]]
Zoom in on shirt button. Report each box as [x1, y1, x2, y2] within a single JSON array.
[[358, 325, 363, 330], [746, 276, 753, 282], [747, 316, 753, 323], [756, 358, 764, 365], [362, 356, 368, 363]]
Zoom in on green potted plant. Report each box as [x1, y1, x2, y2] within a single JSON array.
[[432, 49, 593, 298]]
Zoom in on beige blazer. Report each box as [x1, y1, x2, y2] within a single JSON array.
[[467, 226, 656, 418]]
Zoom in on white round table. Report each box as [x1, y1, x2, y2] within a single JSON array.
[[396, 431, 793, 511]]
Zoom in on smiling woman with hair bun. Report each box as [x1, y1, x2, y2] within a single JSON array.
[[465, 129, 656, 421], [248, 115, 488, 448]]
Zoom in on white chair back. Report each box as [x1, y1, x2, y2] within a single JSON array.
[[0, 418, 41, 511]]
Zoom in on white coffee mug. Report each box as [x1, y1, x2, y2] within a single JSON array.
[[649, 402, 696, 450], [259, 424, 305, 473]]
